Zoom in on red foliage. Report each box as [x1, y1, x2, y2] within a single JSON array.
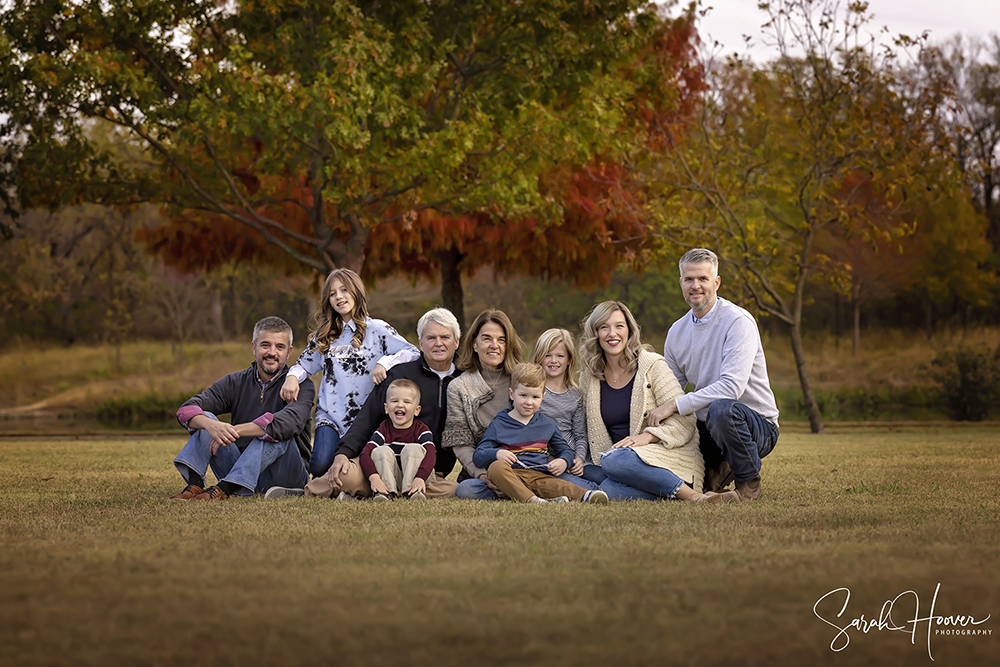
[[364, 161, 648, 286], [137, 12, 702, 288]]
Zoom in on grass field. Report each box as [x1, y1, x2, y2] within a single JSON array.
[[1, 426, 997, 666]]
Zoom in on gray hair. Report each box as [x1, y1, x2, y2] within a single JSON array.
[[417, 307, 461, 342], [679, 248, 719, 277], [252, 316, 293, 347]]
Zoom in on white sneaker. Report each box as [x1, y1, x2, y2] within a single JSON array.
[[264, 486, 304, 499], [583, 490, 609, 504], [540, 496, 570, 503], [336, 491, 354, 501], [407, 491, 427, 501]]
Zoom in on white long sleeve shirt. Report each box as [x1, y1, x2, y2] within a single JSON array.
[[664, 297, 779, 426]]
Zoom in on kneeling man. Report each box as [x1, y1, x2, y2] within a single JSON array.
[[169, 316, 315, 501], [649, 248, 779, 500]]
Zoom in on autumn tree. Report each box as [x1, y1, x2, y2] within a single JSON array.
[[1, 0, 668, 291], [642, 0, 954, 433], [130, 6, 702, 326], [0, 204, 151, 349], [362, 11, 703, 326]]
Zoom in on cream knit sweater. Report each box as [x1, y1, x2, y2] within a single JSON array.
[[581, 349, 705, 492]]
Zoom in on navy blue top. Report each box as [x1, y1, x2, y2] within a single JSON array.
[[600, 376, 635, 444]]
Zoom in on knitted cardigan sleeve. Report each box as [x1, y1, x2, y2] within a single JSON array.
[[441, 377, 476, 450], [440, 372, 488, 478], [630, 350, 704, 491], [639, 353, 697, 448]]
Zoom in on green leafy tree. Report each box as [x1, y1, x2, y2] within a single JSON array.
[[1, 0, 664, 284], [642, 0, 954, 433]]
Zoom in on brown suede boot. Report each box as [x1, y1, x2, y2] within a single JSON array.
[[705, 461, 734, 491], [735, 477, 762, 501], [689, 489, 740, 503]]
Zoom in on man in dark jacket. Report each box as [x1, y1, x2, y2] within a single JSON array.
[[274, 308, 462, 499], [169, 316, 315, 502]]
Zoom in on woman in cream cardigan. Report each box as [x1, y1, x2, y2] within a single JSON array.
[[579, 301, 735, 502]]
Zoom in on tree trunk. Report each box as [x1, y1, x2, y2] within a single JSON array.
[[924, 299, 934, 341], [852, 299, 861, 358], [436, 248, 466, 330], [833, 292, 840, 351], [788, 320, 824, 433], [210, 288, 224, 342]]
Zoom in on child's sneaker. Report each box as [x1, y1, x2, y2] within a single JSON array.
[[542, 496, 570, 503], [373, 493, 392, 502], [336, 491, 354, 501], [264, 486, 304, 499], [407, 491, 427, 501], [583, 489, 609, 504]]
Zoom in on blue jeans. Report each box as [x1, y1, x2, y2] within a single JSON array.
[[455, 470, 598, 500], [308, 424, 341, 478], [580, 463, 607, 484], [174, 413, 308, 496], [700, 399, 779, 482], [598, 447, 685, 501]]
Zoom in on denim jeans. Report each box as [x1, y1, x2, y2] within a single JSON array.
[[598, 447, 685, 501], [455, 469, 598, 500], [308, 424, 341, 478], [700, 399, 779, 482], [580, 463, 607, 484], [174, 413, 309, 496]]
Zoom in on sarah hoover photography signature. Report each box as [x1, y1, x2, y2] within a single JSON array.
[[813, 583, 991, 661]]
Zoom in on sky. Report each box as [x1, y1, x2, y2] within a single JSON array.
[[694, 0, 1000, 60]]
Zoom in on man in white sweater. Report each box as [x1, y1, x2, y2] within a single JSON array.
[[647, 248, 779, 500]]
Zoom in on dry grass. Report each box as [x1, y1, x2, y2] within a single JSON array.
[[761, 326, 1000, 393], [1, 426, 997, 666], [0, 341, 247, 413]]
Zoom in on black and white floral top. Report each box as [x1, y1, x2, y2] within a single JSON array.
[[288, 317, 418, 436]]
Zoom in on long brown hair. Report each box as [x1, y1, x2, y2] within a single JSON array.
[[311, 268, 369, 352], [456, 309, 524, 374]]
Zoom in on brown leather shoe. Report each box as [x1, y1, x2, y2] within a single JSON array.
[[735, 477, 762, 501], [169, 484, 203, 501], [705, 461, 734, 491], [191, 485, 229, 502]]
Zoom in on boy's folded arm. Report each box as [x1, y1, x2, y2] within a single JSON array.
[[547, 427, 576, 467], [454, 445, 487, 479], [472, 439, 501, 469]]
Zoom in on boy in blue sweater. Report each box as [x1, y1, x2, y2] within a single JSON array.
[[473, 363, 609, 504]]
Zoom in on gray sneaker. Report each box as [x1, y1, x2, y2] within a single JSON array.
[[542, 496, 570, 503], [264, 486, 304, 499], [373, 493, 392, 502], [336, 491, 354, 501], [407, 491, 427, 501]]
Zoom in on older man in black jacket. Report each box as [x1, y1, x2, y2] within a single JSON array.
[[169, 316, 315, 502], [269, 308, 462, 500]]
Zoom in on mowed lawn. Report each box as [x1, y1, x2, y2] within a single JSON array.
[[1, 426, 997, 667]]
